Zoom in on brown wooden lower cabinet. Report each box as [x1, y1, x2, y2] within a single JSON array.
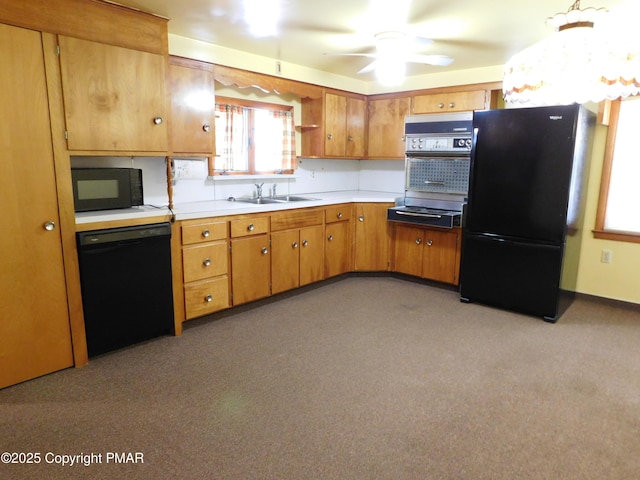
[[392, 223, 462, 285], [231, 234, 271, 306], [271, 225, 324, 294]]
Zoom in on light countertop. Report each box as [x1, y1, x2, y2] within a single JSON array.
[[75, 190, 403, 225]]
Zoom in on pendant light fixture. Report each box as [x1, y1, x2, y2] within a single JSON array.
[[503, 1, 640, 105]]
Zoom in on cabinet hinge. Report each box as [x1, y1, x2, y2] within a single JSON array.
[[56, 45, 60, 56], [64, 131, 68, 140]]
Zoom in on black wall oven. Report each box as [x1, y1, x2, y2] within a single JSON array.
[[387, 112, 473, 228]]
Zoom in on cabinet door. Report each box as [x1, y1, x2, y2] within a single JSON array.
[[412, 91, 487, 114], [325, 221, 351, 278], [422, 229, 460, 284], [169, 58, 215, 154], [346, 97, 366, 158], [367, 97, 411, 159], [231, 235, 271, 305], [1, 25, 73, 389], [271, 230, 300, 295], [324, 92, 347, 156], [299, 225, 325, 286], [354, 203, 392, 271], [392, 224, 424, 277], [59, 36, 167, 152]]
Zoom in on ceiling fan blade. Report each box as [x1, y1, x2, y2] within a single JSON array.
[[323, 52, 378, 58], [405, 54, 454, 66], [357, 60, 379, 75]]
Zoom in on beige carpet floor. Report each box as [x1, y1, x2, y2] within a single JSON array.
[[1, 275, 639, 479]]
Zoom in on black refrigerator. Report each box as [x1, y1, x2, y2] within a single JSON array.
[[459, 104, 595, 322]]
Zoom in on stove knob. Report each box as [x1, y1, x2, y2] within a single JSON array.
[[465, 139, 472, 148]]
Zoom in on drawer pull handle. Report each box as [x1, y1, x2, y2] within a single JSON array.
[[203, 258, 211, 267], [261, 247, 269, 255], [292, 241, 299, 249], [205, 294, 213, 302], [202, 229, 210, 238], [337, 212, 343, 219], [449, 102, 455, 108], [358, 215, 364, 222], [438, 102, 445, 109], [248, 223, 255, 231]]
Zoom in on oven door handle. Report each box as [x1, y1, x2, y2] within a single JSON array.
[[396, 211, 442, 219], [424, 180, 445, 185]]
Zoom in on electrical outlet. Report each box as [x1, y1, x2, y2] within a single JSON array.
[[601, 249, 613, 264]]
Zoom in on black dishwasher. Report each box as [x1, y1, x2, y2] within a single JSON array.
[[77, 223, 174, 357]]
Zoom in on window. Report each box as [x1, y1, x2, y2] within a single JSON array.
[[595, 96, 640, 243], [213, 97, 296, 174]]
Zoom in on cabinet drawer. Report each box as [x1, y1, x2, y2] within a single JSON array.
[[271, 209, 323, 232], [182, 221, 227, 245], [182, 242, 228, 283], [230, 216, 269, 237], [325, 204, 352, 223], [184, 276, 229, 319]]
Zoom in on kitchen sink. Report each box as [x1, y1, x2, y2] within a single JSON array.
[[272, 195, 319, 202], [233, 195, 318, 204]]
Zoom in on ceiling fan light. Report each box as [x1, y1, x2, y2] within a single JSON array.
[[376, 57, 405, 86]]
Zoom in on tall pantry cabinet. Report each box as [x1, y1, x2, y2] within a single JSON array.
[[0, 24, 74, 389], [0, 0, 170, 388]]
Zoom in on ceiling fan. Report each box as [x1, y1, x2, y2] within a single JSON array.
[[324, 31, 454, 84]]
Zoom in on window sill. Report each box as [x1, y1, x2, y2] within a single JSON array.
[[593, 229, 640, 244], [208, 173, 297, 181]]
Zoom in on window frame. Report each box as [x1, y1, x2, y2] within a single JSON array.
[[210, 95, 295, 176], [594, 98, 640, 244]]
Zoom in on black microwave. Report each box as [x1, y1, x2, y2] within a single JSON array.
[[71, 168, 144, 212]]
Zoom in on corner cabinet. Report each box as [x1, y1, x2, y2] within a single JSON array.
[[366, 96, 411, 159], [58, 36, 168, 152], [392, 224, 462, 285], [301, 91, 366, 158], [353, 203, 393, 271]]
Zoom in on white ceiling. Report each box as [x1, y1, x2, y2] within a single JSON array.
[[111, 0, 638, 81]]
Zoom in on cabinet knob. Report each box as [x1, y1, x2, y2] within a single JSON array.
[[203, 258, 211, 267], [203, 123, 211, 132], [348, 135, 353, 142], [153, 116, 163, 125], [302, 240, 309, 247], [337, 212, 343, 219], [43, 221, 56, 231], [292, 241, 299, 249], [327, 133, 333, 140], [261, 247, 268, 255], [358, 215, 364, 222], [427, 239, 433, 246], [438, 102, 445, 109], [202, 229, 210, 238], [449, 102, 455, 108], [416, 237, 422, 245], [205, 294, 213, 302], [248, 223, 255, 231], [328, 235, 333, 241]]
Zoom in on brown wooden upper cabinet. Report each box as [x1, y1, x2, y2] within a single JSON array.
[[366, 96, 411, 159], [58, 36, 168, 153], [412, 90, 487, 114], [301, 91, 366, 158], [168, 56, 216, 156]]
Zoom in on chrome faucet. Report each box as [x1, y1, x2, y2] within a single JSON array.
[[254, 183, 264, 199]]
